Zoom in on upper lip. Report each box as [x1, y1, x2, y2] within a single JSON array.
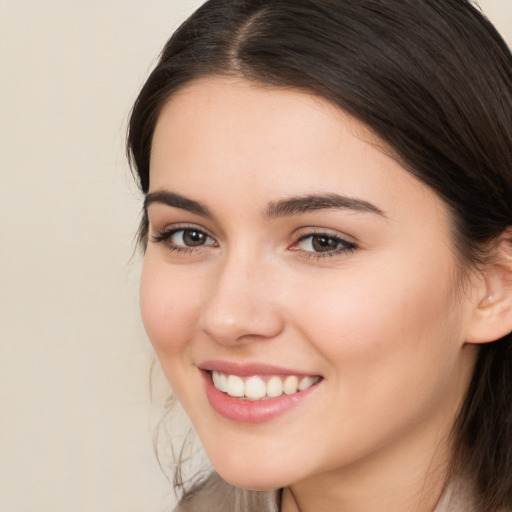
[[198, 359, 321, 377]]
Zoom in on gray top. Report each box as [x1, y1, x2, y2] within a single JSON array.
[[175, 472, 479, 512]]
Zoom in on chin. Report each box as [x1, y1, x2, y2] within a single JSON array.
[[205, 449, 294, 491], [215, 469, 286, 492]]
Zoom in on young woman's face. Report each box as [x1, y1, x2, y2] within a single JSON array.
[[141, 77, 479, 491]]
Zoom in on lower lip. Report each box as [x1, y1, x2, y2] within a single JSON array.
[[202, 371, 320, 424]]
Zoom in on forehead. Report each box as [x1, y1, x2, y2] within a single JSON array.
[[155, 76, 389, 146], [151, 76, 402, 189], [151, 76, 353, 163], [151, 77, 438, 212]]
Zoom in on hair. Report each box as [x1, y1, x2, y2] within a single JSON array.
[[127, 1, 512, 510]]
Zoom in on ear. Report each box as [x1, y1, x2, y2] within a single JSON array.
[[465, 230, 512, 344]]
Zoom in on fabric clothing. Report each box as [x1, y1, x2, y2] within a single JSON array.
[[433, 477, 478, 512], [175, 473, 278, 512], [174, 472, 478, 511]]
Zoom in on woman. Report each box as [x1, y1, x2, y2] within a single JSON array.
[[127, 0, 512, 510]]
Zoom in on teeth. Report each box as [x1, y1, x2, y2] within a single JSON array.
[[245, 376, 267, 400], [212, 371, 227, 392], [226, 375, 245, 397], [266, 376, 283, 398], [283, 375, 299, 395], [212, 371, 319, 400], [298, 376, 316, 391]]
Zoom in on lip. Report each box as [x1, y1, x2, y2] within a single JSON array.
[[199, 362, 322, 424], [199, 359, 318, 377]]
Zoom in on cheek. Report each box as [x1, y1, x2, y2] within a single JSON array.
[[291, 256, 463, 397], [139, 256, 202, 358], [278, 263, 468, 467]]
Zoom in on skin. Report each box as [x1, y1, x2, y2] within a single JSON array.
[[141, 76, 485, 511]]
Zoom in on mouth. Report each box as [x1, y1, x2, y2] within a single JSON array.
[[199, 362, 323, 424], [210, 370, 321, 401]]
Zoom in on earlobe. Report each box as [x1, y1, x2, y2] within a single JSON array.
[[465, 232, 512, 345], [478, 294, 497, 308]]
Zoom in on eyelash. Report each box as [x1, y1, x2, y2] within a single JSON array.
[[151, 226, 357, 259], [151, 225, 217, 254], [291, 230, 357, 260]]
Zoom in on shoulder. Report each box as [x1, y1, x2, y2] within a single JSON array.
[[433, 476, 512, 512], [173, 472, 279, 512], [174, 472, 237, 512]]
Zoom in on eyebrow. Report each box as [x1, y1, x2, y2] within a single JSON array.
[[266, 193, 385, 218], [144, 190, 385, 219], [144, 190, 212, 217]]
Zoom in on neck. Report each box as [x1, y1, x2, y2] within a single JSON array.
[[280, 345, 479, 512], [281, 423, 454, 512]]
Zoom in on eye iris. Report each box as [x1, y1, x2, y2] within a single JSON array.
[[183, 230, 206, 246], [312, 235, 338, 252]]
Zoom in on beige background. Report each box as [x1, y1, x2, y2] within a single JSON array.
[[1, 1, 510, 511]]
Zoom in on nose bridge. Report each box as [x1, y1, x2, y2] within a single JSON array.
[[200, 247, 284, 345]]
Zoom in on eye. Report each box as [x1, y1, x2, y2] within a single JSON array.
[[298, 234, 342, 253], [152, 227, 217, 250], [170, 229, 215, 247], [292, 231, 356, 257]]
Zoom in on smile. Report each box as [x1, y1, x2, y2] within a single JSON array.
[[200, 362, 323, 423], [211, 371, 321, 400]]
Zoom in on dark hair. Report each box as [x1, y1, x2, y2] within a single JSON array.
[[127, 1, 512, 510]]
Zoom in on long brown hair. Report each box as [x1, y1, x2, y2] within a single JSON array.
[[128, 1, 512, 510]]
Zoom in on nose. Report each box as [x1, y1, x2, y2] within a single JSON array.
[[199, 253, 285, 346]]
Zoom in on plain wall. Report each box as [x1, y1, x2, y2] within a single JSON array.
[[1, 1, 510, 511]]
